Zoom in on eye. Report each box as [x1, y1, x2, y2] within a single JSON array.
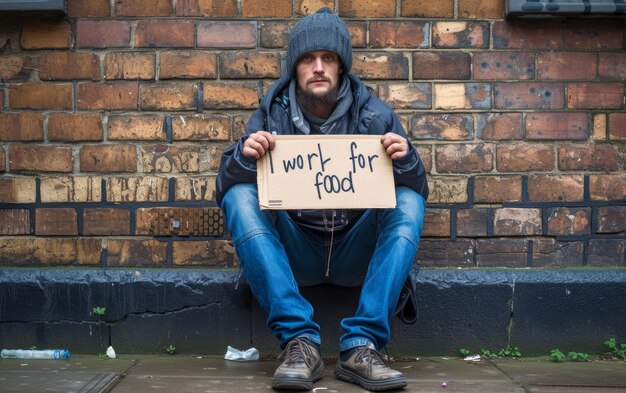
[[324, 54, 335, 61]]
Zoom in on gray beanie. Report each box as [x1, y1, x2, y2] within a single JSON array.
[[286, 7, 352, 76]]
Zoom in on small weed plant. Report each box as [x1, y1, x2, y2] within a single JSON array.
[[498, 346, 521, 358], [604, 338, 626, 359], [550, 349, 566, 362], [568, 351, 589, 361], [166, 345, 176, 355], [458, 348, 470, 357]]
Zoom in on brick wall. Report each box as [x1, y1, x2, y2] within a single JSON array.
[[0, 0, 624, 269]]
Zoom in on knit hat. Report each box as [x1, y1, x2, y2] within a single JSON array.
[[286, 7, 352, 76]]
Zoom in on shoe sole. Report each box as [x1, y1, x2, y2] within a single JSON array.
[[334, 363, 407, 391], [271, 361, 324, 391]]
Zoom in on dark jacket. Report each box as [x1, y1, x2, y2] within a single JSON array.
[[215, 73, 429, 205]]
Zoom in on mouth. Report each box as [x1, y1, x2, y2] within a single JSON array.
[[308, 78, 329, 85]]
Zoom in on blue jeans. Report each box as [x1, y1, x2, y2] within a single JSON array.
[[221, 183, 425, 352]]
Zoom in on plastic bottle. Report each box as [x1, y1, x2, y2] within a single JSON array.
[[1, 349, 70, 359]]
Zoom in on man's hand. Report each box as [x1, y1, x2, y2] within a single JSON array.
[[242, 131, 275, 159], [381, 132, 410, 160]]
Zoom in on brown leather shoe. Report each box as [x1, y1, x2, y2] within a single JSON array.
[[334, 343, 407, 391], [272, 337, 324, 391]]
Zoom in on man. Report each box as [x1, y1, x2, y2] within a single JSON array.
[[216, 7, 428, 392]]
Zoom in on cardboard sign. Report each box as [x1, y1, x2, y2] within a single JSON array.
[[257, 135, 396, 210]]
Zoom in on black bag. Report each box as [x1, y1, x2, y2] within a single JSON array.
[[393, 275, 418, 325]]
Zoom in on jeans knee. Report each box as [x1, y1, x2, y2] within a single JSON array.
[[221, 183, 276, 246]]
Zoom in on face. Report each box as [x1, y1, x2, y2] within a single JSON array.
[[295, 51, 343, 101]]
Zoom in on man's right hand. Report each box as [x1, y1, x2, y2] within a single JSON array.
[[242, 131, 275, 159]]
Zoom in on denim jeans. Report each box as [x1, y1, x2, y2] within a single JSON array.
[[221, 183, 425, 352]]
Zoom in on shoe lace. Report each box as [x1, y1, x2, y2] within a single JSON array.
[[278, 339, 307, 365], [356, 345, 389, 369]]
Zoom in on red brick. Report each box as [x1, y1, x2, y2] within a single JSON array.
[[546, 207, 591, 236], [477, 113, 523, 140], [259, 21, 294, 48], [9, 144, 73, 172], [378, 83, 431, 109], [497, 143, 554, 172], [176, 0, 238, 16], [0, 178, 36, 203], [0, 55, 33, 80], [48, 113, 104, 142], [203, 82, 259, 109], [593, 114, 607, 140], [141, 145, 200, 173], [458, 0, 504, 18], [83, 208, 130, 236], [538, 52, 597, 80], [160, 51, 217, 79], [567, 83, 623, 109], [9, 83, 72, 110], [587, 239, 625, 267], [104, 52, 155, 80], [0, 113, 43, 141], [369, 21, 428, 48], [20, 21, 70, 49], [115, 0, 172, 16], [422, 208, 450, 237], [589, 174, 625, 201], [413, 52, 470, 80], [140, 84, 197, 111], [474, 175, 522, 203], [80, 144, 137, 173], [457, 208, 488, 237], [434, 83, 491, 110], [296, 0, 334, 15], [417, 239, 475, 268], [0, 147, 4, 172], [352, 52, 409, 80], [494, 208, 541, 236], [402, 0, 453, 17], [219, 52, 281, 79], [339, 0, 395, 17], [242, 0, 292, 17], [427, 176, 468, 204], [0, 209, 30, 235], [597, 206, 626, 234], [599, 52, 626, 81], [525, 112, 589, 140], [172, 114, 231, 141], [529, 175, 584, 202], [410, 114, 473, 140], [533, 240, 584, 267], [134, 20, 194, 48], [198, 21, 257, 48], [564, 20, 623, 49], [558, 144, 620, 172], [493, 21, 562, 49], [173, 240, 230, 266], [347, 22, 367, 48], [107, 239, 167, 267], [77, 82, 138, 110], [108, 114, 166, 141], [473, 52, 535, 80], [39, 53, 100, 81], [608, 113, 626, 140], [77, 21, 131, 48], [435, 144, 494, 173], [36, 208, 77, 235], [67, 0, 110, 17], [0, 238, 101, 266], [476, 239, 528, 267], [494, 82, 565, 110], [433, 22, 488, 49], [415, 145, 432, 174]]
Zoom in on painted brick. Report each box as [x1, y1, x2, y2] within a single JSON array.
[[80, 144, 137, 173], [0, 238, 101, 266], [597, 206, 626, 234], [378, 83, 431, 109], [9, 144, 73, 172], [20, 21, 70, 49], [77, 21, 131, 48], [538, 52, 597, 80], [493, 21, 562, 49], [108, 114, 165, 141], [104, 52, 155, 80], [260, 21, 295, 48], [587, 239, 625, 267], [413, 52, 470, 80], [233, 113, 252, 140], [141, 145, 200, 173], [135, 207, 224, 237], [106, 176, 169, 202], [401, 0, 453, 17], [529, 175, 584, 202], [589, 174, 626, 201], [339, 0, 395, 17], [175, 0, 238, 16], [40, 176, 102, 203], [134, 20, 194, 48], [219, 52, 281, 79], [525, 112, 589, 140], [433, 22, 489, 49], [67, 0, 110, 17], [47, 113, 103, 142], [140, 84, 197, 111], [347, 22, 367, 48], [494, 208, 541, 236], [36, 208, 78, 236], [474, 175, 522, 203], [0, 178, 36, 203], [558, 144, 620, 172], [9, 83, 72, 110], [422, 208, 450, 237], [297, 0, 334, 15], [567, 83, 623, 109], [494, 82, 565, 110], [173, 240, 230, 266], [207, 144, 225, 171], [369, 21, 428, 48], [434, 83, 491, 110], [352, 52, 408, 80], [593, 114, 607, 140], [77, 82, 138, 110], [176, 176, 216, 201], [115, 0, 172, 16], [242, 0, 292, 17], [546, 207, 591, 236], [172, 114, 231, 141], [83, 208, 130, 236], [435, 144, 494, 173], [427, 176, 468, 204], [198, 21, 257, 48], [563, 20, 623, 49], [203, 82, 259, 109], [417, 239, 475, 268], [532, 240, 584, 267], [0, 55, 33, 80], [473, 52, 535, 80], [477, 113, 523, 140], [410, 114, 473, 140], [0, 209, 30, 235], [457, 208, 488, 237], [160, 51, 217, 79], [496, 144, 554, 172], [476, 239, 528, 267], [599, 52, 626, 80], [39, 53, 100, 81], [608, 113, 626, 140], [458, 0, 504, 18], [0, 113, 43, 141], [107, 239, 167, 267]]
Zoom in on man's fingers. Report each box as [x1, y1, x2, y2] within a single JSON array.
[[381, 133, 408, 160], [242, 131, 275, 159]]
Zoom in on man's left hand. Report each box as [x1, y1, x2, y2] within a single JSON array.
[[381, 132, 410, 160]]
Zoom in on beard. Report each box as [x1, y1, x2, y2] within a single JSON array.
[[297, 81, 339, 111]]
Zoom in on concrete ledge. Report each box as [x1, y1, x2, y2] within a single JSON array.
[[1, 268, 625, 356]]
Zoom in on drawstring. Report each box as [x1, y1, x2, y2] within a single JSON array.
[[322, 209, 335, 278]]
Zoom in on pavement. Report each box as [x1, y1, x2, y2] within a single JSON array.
[[1, 353, 626, 393]]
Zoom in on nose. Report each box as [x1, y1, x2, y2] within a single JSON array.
[[312, 56, 324, 73]]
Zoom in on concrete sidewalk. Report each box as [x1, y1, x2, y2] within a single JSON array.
[[1, 354, 625, 392]]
